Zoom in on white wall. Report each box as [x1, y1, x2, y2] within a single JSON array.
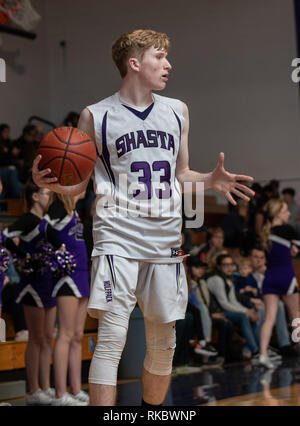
[[1, 0, 300, 200]]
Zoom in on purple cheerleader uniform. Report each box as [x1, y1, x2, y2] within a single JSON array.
[[262, 225, 300, 295], [45, 199, 90, 298], [2, 213, 62, 308]]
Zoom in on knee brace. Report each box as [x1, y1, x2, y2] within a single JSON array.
[[88, 311, 128, 386], [143, 320, 176, 376]]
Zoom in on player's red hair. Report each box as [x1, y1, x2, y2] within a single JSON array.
[[112, 29, 170, 78]]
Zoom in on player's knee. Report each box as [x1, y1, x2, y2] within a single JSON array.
[[89, 311, 128, 386], [143, 320, 176, 376]]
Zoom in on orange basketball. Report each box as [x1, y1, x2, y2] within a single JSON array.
[[38, 127, 97, 186]]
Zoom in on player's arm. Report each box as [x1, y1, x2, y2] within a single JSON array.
[[175, 102, 255, 205], [32, 108, 96, 196]]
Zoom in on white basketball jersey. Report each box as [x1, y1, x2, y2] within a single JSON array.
[[87, 92, 185, 263]]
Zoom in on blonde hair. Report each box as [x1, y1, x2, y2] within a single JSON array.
[[261, 198, 285, 249], [112, 29, 170, 78], [238, 257, 251, 270], [57, 193, 76, 217]]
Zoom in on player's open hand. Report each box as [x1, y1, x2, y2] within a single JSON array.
[[32, 155, 58, 188], [211, 152, 255, 205]]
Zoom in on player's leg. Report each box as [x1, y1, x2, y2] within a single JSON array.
[[88, 255, 139, 406], [53, 296, 79, 398], [89, 310, 129, 406], [142, 319, 176, 405], [23, 305, 46, 394], [69, 296, 88, 396], [39, 306, 56, 391], [260, 294, 279, 357]]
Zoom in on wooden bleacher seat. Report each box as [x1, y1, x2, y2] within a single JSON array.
[[0, 199, 24, 218]]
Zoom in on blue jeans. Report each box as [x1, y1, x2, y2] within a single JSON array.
[[224, 310, 259, 353], [197, 303, 212, 339]]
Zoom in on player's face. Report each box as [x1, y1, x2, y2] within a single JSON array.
[[139, 46, 172, 90]]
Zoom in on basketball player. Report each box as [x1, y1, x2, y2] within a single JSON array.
[[32, 29, 254, 406]]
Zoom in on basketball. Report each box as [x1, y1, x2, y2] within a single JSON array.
[[38, 127, 97, 186]]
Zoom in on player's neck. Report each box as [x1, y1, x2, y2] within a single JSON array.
[[119, 80, 153, 108]]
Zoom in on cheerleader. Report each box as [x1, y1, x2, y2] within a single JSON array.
[[2, 179, 62, 405], [45, 193, 90, 406], [259, 199, 300, 368]]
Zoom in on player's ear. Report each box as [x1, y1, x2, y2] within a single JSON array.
[[128, 57, 140, 72]]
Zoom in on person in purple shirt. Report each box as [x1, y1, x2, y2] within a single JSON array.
[[2, 179, 62, 405], [259, 199, 300, 369], [45, 193, 90, 406]]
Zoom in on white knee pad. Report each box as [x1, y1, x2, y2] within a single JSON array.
[[89, 311, 128, 386], [143, 320, 176, 376]]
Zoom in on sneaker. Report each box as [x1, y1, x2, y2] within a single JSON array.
[[26, 389, 53, 406], [267, 347, 282, 361], [258, 355, 275, 369], [202, 356, 224, 369], [51, 392, 88, 406], [251, 352, 260, 364], [14, 330, 29, 342], [72, 390, 89, 404], [172, 365, 202, 375], [44, 388, 55, 399], [194, 341, 218, 357]]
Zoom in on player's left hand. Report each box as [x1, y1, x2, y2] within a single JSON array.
[[211, 152, 255, 205]]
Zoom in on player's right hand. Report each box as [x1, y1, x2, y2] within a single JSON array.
[[32, 155, 58, 188]]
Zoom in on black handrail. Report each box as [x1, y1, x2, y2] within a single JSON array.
[[28, 116, 56, 129], [0, 24, 36, 40]]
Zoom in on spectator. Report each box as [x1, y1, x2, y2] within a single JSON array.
[[248, 182, 265, 237], [14, 125, 39, 183], [221, 200, 249, 248], [191, 227, 225, 262], [282, 187, 300, 233], [63, 112, 80, 128], [206, 254, 262, 359], [234, 258, 263, 312], [0, 124, 12, 167], [187, 256, 234, 362]]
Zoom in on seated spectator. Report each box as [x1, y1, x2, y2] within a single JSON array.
[[13, 124, 37, 183], [187, 256, 234, 362], [206, 247, 229, 274], [190, 227, 225, 263], [282, 187, 300, 233], [248, 247, 297, 357], [221, 200, 249, 249], [0, 124, 12, 167], [234, 258, 263, 312], [206, 254, 263, 359]]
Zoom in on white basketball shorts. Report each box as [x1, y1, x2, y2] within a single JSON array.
[[88, 255, 188, 323]]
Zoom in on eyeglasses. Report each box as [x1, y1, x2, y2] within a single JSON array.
[[221, 263, 234, 267]]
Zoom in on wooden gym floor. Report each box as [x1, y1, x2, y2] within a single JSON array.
[[2, 356, 300, 406]]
